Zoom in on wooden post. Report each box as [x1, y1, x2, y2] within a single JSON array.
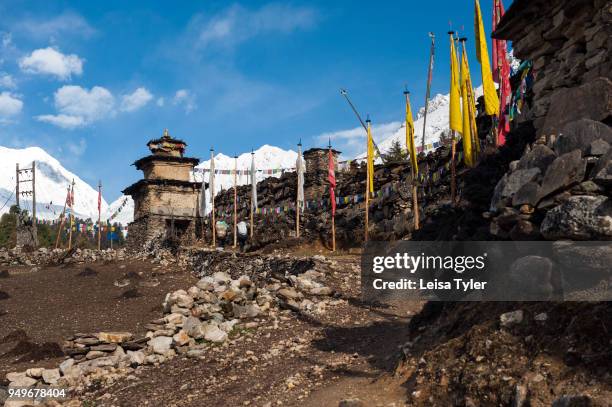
[[250, 151, 254, 239], [15, 164, 19, 209], [97, 181, 102, 250], [296, 143, 301, 238], [450, 131, 457, 205], [233, 155, 237, 249], [210, 149, 216, 248], [55, 185, 69, 249], [32, 162, 36, 225], [68, 180, 74, 250]]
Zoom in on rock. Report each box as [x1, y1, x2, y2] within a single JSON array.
[[41, 368, 60, 385], [212, 271, 231, 284], [98, 331, 133, 343], [202, 323, 228, 343], [310, 286, 333, 296], [277, 287, 303, 301], [196, 277, 215, 291], [85, 350, 107, 360], [588, 139, 610, 156], [510, 220, 541, 240], [7, 372, 37, 388], [25, 367, 44, 378], [338, 399, 364, 407], [553, 241, 612, 274], [534, 313, 548, 322], [490, 168, 541, 211], [508, 256, 554, 299], [517, 144, 557, 173], [232, 303, 260, 318], [500, 310, 524, 327], [173, 330, 190, 346], [541, 195, 612, 240], [541, 78, 612, 135], [148, 336, 173, 354], [592, 148, 612, 186], [551, 395, 591, 407], [165, 313, 185, 325], [183, 316, 201, 333], [90, 344, 117, 352], [127, 350, 146, 366], [553, 119, 612, 156], [512, 182, 540, 207], [538, 150, 586, 199], [59, 358, 75, 375]]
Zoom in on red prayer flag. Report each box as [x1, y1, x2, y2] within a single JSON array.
[[328, 149, 336, 216], [493, 0, 511, 145]]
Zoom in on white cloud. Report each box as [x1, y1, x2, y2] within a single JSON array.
[[194, 4, 318, 49], [156, 97, 165, 107], [0, 73, 16, 89], [19, 47, 84, 80], [120, 87, 153, 112], [0, 91, 23, 119], [15, 12, 96, 40], [36, 114, 85, 129], [315, 121, 402, 158], [172, 89, 196, 113], [36, 85, 114, 129]]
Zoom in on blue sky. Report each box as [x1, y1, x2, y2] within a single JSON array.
[[0, 0, 510, 200]]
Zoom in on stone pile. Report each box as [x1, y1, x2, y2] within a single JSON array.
[[0, 247, 128, 267], [489, 121, 612, 240]]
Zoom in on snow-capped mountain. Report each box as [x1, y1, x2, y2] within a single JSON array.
[[105, 195, 134, 226], [0, 146, 109, 221], [360, 86, 484, 159]]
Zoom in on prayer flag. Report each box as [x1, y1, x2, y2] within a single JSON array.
[[449, 33, 463, 134], [328, 148, 336, 216], [475, 0, 500, 116]]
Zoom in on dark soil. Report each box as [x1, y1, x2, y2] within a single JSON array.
[[0, 260, 196, 380]]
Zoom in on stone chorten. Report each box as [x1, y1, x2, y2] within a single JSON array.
[[303, 147, 341, 200], [123, 129, 204, 247]]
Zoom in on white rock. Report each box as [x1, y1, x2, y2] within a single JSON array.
[[41, 368, 60, 385], [534, 312, 548, 322], [59, 358, 75, 375], [25, 367, 44, 378], [500, 310, 524, 327], [149, 336, 173, 354], [173, 330, 190, 346], [219, 319, 239, 333], [213, 271, 231, 284], [203, 323, 228, 343], [127, 350, 146, 366]]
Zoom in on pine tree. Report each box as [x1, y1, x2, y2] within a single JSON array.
[[383, 140, 408, 162]]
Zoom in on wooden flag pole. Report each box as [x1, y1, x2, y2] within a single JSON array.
[[67, 180, 74, 250], [450, 131, 457, 205], [97, 181, 101, 250], [296, 142, 301, 238], [210, 149, 216, 248], [404, 90, 420, 231], [250, 151, 254, 239], [233, 155, 238, 249], [54, 185, 70, 249]]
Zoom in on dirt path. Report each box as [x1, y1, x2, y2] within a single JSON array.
[[79, 256, 423, 407]]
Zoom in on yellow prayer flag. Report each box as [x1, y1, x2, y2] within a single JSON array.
[[475, 0, 500, 116], [405, 95, 418, 175], [461, 49, 474, 167], [367, 122, 375, 194], [449, 33, 463, 134]]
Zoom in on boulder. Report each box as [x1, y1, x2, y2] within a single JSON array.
[[148, 336, 173, 354], [541, 78, 612, 135], [59, 358, 75, 375], [7, 372, 37, 388], [512, 182, 540, 207], [538, 150, 586, 199], [588, 138, 610, 156], [490, 168, 541, 211], [517, 144, 556, 172], [553, 119, 612, 155], [508, 256, 554, 299], [541, 195, 612, 240]]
